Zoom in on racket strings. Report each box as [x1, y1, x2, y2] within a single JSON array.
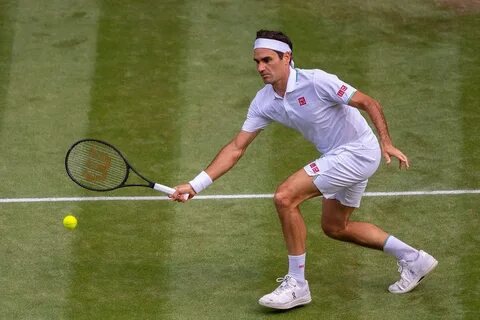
[[66, 141, 128, 190]]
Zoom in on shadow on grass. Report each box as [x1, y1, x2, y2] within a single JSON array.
[[255, 303, 310, 316]]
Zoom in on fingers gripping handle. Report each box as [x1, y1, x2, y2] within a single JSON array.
[[153, 183, 189, 201]]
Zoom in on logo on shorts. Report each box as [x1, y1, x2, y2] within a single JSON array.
[[309, 162, 320, 173], [298, 96, 307, 106], [336, 85, 348, 97]]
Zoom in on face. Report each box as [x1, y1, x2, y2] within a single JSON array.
[[253, 48, 291, 85]]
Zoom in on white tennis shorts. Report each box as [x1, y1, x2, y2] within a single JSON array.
[[303, 145, 381, 208]]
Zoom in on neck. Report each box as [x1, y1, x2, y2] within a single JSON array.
[[273, 67, 290, 97]]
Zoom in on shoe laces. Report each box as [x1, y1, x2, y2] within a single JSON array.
[[396, 260, 414, 286], [397, 260, 408, 273], [273, 275, 296, 294]]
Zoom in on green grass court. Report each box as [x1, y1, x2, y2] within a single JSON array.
[[1, 0, 479, 319]]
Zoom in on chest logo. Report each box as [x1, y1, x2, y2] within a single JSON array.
[[298, 96, 307, 106]]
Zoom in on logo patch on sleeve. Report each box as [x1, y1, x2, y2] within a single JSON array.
[[336, 85, 348, 97], [309, 162, 320, 173]]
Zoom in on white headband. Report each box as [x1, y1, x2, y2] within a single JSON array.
[[254, 38, 291, 53], [254, 38, 294, 67]]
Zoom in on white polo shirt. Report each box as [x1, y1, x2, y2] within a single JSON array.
[[242, 67, 378, 155]]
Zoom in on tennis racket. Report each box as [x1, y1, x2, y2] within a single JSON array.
[[65, 138, 188, 199]]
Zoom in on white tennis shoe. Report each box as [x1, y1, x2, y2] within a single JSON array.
[[389, 250, 438, 294], [258, 275, 312, 310]]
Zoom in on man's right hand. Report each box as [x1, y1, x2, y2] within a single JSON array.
[[171, 184, 196, 202]]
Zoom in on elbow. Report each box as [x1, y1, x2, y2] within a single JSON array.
[[232, 148, 245, 163], [351, 91, 381, 112], [362, 97, 381, 112]]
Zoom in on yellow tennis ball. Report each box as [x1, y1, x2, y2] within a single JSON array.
[[63, 215, 78, 230]]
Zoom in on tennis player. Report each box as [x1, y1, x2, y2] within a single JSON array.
[[172, 30, 438, 310]]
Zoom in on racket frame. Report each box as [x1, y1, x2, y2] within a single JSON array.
[[65, 138, 177, 195]]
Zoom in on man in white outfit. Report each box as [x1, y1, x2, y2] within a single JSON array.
[[172, 30, 438, 310]]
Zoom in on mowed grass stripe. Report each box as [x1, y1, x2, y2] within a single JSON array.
[[0, 1, 100, 196], [457, 13, 480, 188], [0, 0, 100, 318], [356, 3, 463, 317], [266, 2, 380, 318], [169, 1, 288, 318], [0, 0, 15, 124], [66, 1, 189, 319], [0, 2, 19, 317], [456, 10, 480, 317]]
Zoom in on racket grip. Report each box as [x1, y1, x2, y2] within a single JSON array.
[[153, 183, 189, 201]]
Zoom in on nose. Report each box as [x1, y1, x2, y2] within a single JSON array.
[[257, 62, 265, 73]]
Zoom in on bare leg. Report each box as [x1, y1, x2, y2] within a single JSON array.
[[274, 168, 389, 252], [321, 198, 389, 250], [273, 169, 321, 255]]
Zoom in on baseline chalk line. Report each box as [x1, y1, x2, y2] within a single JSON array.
[[0, 189, 478, 203]]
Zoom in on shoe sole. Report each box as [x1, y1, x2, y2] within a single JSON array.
[[390, 258, 438, 294], [259, 294, 312, 310]]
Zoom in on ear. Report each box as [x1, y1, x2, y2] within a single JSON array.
[[283, 52, 292, 65]]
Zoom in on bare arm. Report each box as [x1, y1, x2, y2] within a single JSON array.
[[349, 91, 409, 169], [204, 130, 260, 181], [171, 130, 260, 201]]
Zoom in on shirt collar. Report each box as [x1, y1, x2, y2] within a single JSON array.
[[273, 67, 297, 99], [286, 67, 297, 93]]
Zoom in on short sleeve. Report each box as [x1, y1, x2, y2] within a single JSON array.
[[241, 99, 272, 132], [313, 70, 357, 105]]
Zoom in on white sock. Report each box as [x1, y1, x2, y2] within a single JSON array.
[[383, 235, 419, 262], [288, 253, 306, 285]]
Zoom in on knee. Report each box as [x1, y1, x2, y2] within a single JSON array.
[[273, 186, 295, 210], [321, 221, 347, 240]]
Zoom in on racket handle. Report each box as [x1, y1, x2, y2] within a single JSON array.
[[153, 183, 189, 201]]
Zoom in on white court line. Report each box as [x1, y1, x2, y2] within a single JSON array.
[[0, 189, 478, 203]]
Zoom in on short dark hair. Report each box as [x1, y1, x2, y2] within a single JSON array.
[[255, 29, 293, 62]]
